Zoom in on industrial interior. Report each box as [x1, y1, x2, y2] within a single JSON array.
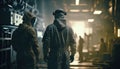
[[0, 0, 120, 69]]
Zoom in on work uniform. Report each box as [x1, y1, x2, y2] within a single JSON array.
[[12, 23, 39, 69], [42, 20, 76, 69]]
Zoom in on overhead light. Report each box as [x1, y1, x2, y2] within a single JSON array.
[[71, 3, 87, 6], [81, 9, 89, 12], [70, 9, 80, 12], [75, 0, 79, 5], [93, 10, 102, 14], [88, 19, 94, 22]]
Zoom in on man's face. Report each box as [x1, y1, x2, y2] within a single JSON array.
[[56, 12, 65, 20]]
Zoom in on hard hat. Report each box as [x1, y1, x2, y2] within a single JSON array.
[[53, 9, 67, 16]]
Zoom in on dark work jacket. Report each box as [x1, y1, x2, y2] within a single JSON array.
[[42, 20, 76, 69], [12, 23, 39, 68]]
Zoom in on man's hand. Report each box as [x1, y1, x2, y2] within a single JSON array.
[[70, 55, 74, 62], [44, 56, 48, 62]]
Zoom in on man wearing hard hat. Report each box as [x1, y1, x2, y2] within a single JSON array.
[[42, 9, 76, 69]]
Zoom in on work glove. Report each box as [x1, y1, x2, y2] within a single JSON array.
[[44, 56, 48, 62], [70, 55, 74, 62]]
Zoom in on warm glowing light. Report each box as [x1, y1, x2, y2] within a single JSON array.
[[81, 9, 89, 12], [70, 9, 80, 12], [109, 7, 112, 15], [88, 19, 94, 22], [118, 29, 120, 37], [85, 28, 92, 35], [75, 0, 79, 5], [93, 10, 102, 14], [69, 20, 93, 37], [69, 21, 86, 38]]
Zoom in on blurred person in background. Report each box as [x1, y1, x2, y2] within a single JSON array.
[[42, 9, 76, 69], [78, 36, 84, 63], [12, 11, 39, 69], [99, 38, 107, 61]]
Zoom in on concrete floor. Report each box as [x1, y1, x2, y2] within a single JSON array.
[[70, 61, 102, 69], [11, 52, 110, 69], [38, 60, 103, 69], [37, 52, 110, 69]]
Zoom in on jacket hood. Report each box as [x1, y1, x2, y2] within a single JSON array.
[[18, 24, 27, 29], [18, 24, 32, 32]]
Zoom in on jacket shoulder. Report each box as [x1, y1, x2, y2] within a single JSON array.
[[46, 24, 56, 30]]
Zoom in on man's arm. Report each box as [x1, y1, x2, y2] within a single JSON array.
[[69, 27, 76, 55], [42, 26, 51, 62], [29, 28, 40, 61], [69, 27, 76, 62]]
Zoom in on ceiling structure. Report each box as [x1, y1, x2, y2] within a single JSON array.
[[39, 0, 111, 25], [0, 0, 112, 25], [38, 0, 113, 39]]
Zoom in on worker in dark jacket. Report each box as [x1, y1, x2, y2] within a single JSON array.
[[99, 38, 107, 58], [12, 11, 39, 69], [78, 36, 84, 62], [42, 9, 76, 69]]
